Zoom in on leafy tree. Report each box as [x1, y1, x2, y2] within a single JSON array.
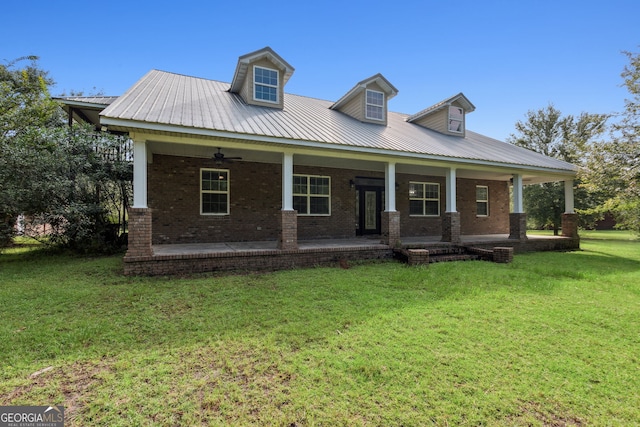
[[1, 57, 132, 251], [580, 49, 640, 233], [507, 104, 608, 234]]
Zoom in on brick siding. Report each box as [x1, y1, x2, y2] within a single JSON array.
[[147, 154, 512, 245]]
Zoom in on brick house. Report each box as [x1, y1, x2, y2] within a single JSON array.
[[59, 47, 579, 274]]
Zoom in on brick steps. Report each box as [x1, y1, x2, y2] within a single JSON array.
[[429, 253, 481, 263]]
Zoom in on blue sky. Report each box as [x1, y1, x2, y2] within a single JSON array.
[[2, 0, 638, 141]]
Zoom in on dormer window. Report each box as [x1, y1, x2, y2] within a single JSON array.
[[448, 106, 464, 133], [366, 89, 384, 121], [254, 66, 279, 103], [406, 93, 474, 136]]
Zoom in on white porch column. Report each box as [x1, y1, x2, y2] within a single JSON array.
[[512, 174, 524, 213], [385, 161, 397, 212], [445, 167, 457, 212], [509, 174, 527, 240], [279, 151, 297, 250], [282, 152, 294, 210], [132, 139, 148, 208], [564, 180, 575, 213]]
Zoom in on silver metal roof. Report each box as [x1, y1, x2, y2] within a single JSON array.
[[101, 70, 576, 174]]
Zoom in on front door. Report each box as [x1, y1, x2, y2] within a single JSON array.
[[357, 186, 383, 235]]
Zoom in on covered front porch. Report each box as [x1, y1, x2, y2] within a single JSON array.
[[122, 132, 580, 275]]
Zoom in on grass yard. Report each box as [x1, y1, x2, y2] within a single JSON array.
[[1, 231, 638, 426]]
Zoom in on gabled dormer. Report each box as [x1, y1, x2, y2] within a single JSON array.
[[330, 73, 398, 125], [406, 93, 475, 137], [229, 47, 295, 109]]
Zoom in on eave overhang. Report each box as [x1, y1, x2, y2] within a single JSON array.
[[100, 116, 577, 180]]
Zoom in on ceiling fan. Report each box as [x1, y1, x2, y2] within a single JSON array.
[[213, 147, 242, 165]]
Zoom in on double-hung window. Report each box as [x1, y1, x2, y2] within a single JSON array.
[[293, 174, 330, 215], [409, 182, 440, 216], [365, 89, 384, 121], [201, 169, 229, 215], [476, 185, 489, 216], [254, 66, 278, 103]]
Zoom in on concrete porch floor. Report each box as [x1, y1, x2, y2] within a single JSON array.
[[151, 234, 571, 256]]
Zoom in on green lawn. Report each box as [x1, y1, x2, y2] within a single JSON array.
[[1, 231, 638, 426]]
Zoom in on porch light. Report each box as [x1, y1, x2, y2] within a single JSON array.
[[349, 179, 355, 189]]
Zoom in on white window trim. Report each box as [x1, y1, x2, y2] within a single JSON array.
[[365, 89, 385, 121], [293, 174, 331, 216], [253, 65, 279, 104], [476, 185, 489, 217], [409, 182, 440, 217], [448, 105, 464, 133], [200, 168, 230, 215]]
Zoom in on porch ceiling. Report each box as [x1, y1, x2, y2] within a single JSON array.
[[146, 139, 566, 184]]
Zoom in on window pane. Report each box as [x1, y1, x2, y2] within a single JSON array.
[[255, 84, 277, 102], [255, 67, 277, 85], [476, 186, 488, 201], [366, 90, 383, 106], [202, 170, 227, 191], [293, 196, 307, 214], [449, 106, 463, 120], [409, 200, 424, 216], [425, 183, 439, 199], [310, 197, 329, 214], [449, 119, 462, 132], [477, 202, 488, 216], [293, 176, 307, 194], [425, 200, 439, 216], [202, 193, 227, 214], [366, 104, 383, 120], [409, 183, 423, 199], [310, 177, 329, 195]]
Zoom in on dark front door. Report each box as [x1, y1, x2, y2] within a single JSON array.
[[357, 186, 383, 235]]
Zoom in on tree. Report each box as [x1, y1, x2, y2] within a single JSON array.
[[507, 105, 608, 234], [580, 49, 640, 233], [0, 57, 132, 251]]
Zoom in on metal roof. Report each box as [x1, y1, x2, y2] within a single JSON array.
[[100, 70, 576, 174]]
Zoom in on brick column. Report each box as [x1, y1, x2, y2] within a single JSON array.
[[562, 213, 579, 238], [493, 247, 514, 263], [441, 212, 461, 243], [278, 210, 298, 250], [509, 213, 528, 241], [126, 207, 153, 257], [381, 211, 401, 247]]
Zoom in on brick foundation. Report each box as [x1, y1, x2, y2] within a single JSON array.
[[123, 245, 391, 276], [562, 213, 579, 238], [125, 208, 153, 258], [509, 213, 528, 241], [278, 210, 298, 250], [441, 212, 461, 243], [381, 211, 401, 246]]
